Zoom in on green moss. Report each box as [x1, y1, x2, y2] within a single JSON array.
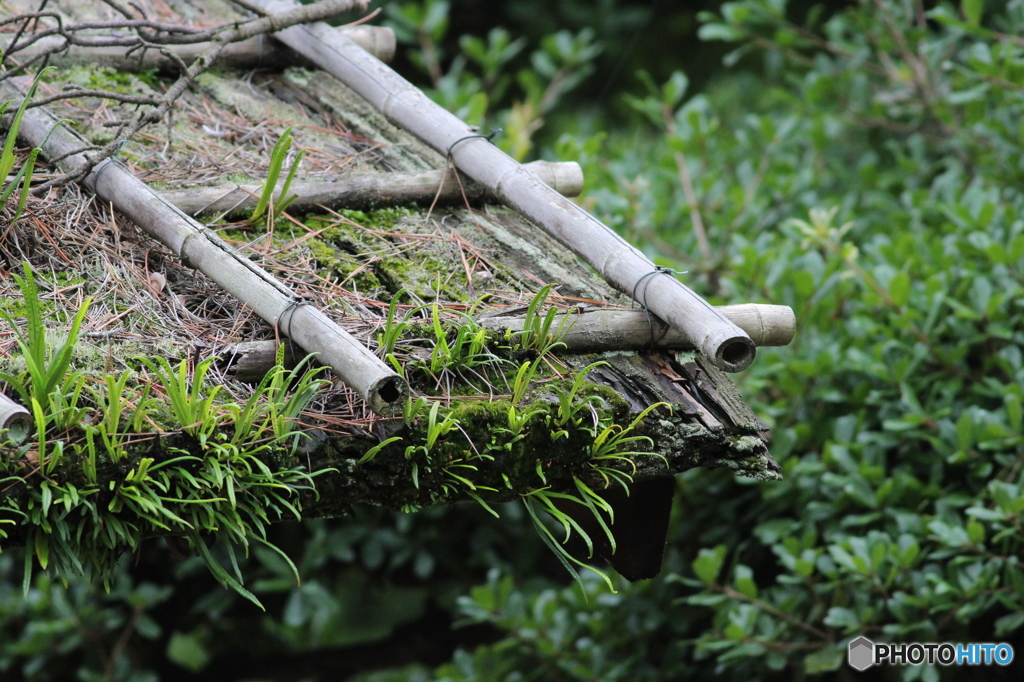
[[331, 207, 417, 231], [317, 373, 641, 512], [59, 65, 154, 94], [300, 209, 472, 301], [305, 238, 338, 263]]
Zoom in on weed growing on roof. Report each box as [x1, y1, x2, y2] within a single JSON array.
[[0, 264, 330, 609], [0, 264, 91, 421], [1, 68, 57, 226], [512, 283, 572, 355], [250, 126, 304, 228], [358, 285, 670, 588], [522, 486, 616, 592], [0, 263, 668, 599]]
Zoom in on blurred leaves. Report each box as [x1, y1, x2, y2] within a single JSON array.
[[384, 1, 601, 158]]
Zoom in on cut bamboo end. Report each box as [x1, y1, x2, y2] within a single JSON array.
[[370, 374, 404, 405], [714, 335, 757, 373], [0, 392, 31, 444]]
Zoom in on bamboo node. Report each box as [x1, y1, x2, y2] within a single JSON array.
[[89, 158, 122, 188]]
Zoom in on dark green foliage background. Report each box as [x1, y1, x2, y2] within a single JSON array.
[[4, 0, 1024, 679]]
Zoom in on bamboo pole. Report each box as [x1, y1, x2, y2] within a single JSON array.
[[2, 26, 396, 70], [710, 305, 795, 348], [161, 160, 583, 216], [481, 304, 795, 352], [221, 304, 794, 379], [0, 392, 31, 445], [249, 0, 758, 373], [2, 82, 406, 415]]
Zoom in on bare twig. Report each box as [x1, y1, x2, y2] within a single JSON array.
[[28, 87, 159, 109], [660, 105, 711, 263], [12, 0, 369, 195]]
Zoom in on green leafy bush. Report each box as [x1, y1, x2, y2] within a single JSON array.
[[385, 0, 602, 158], [460, 0, 1024, 678]]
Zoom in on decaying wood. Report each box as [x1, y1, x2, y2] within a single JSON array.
[[161, 160, 583, 216], [482, 304, 795, 352], [0, 392, 31, 445], [248, 0, 757, 374], [3, 80, 406, 415], [1, 26, 396, 69], [219, 340, 299, 383]]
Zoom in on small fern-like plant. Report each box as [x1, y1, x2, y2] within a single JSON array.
[[142, 356, 225, 444], [261, 346, 331, 451], [552, 360, 609, 430], [523, 485, 617, 593]]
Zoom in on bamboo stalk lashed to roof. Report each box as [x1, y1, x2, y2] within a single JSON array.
[[1, 81, 406, 415], [161, 160, 584, 216], [247, 0, 759, 373], [0, 392, 31, 445], [219, 303, 795, 380], [481, 304, 795, 352]]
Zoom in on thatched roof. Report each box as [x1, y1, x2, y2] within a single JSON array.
[[0, 0, 782, 586]]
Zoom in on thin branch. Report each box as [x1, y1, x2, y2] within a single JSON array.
[[662, 106, 712, 263], [5, 0, 51, 65], [228, 0, 270, 16], [19, 0, 369, 195], [27, 88, 159, 109], [718, 584, 831, 641], [98, 0, 139, 19]]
